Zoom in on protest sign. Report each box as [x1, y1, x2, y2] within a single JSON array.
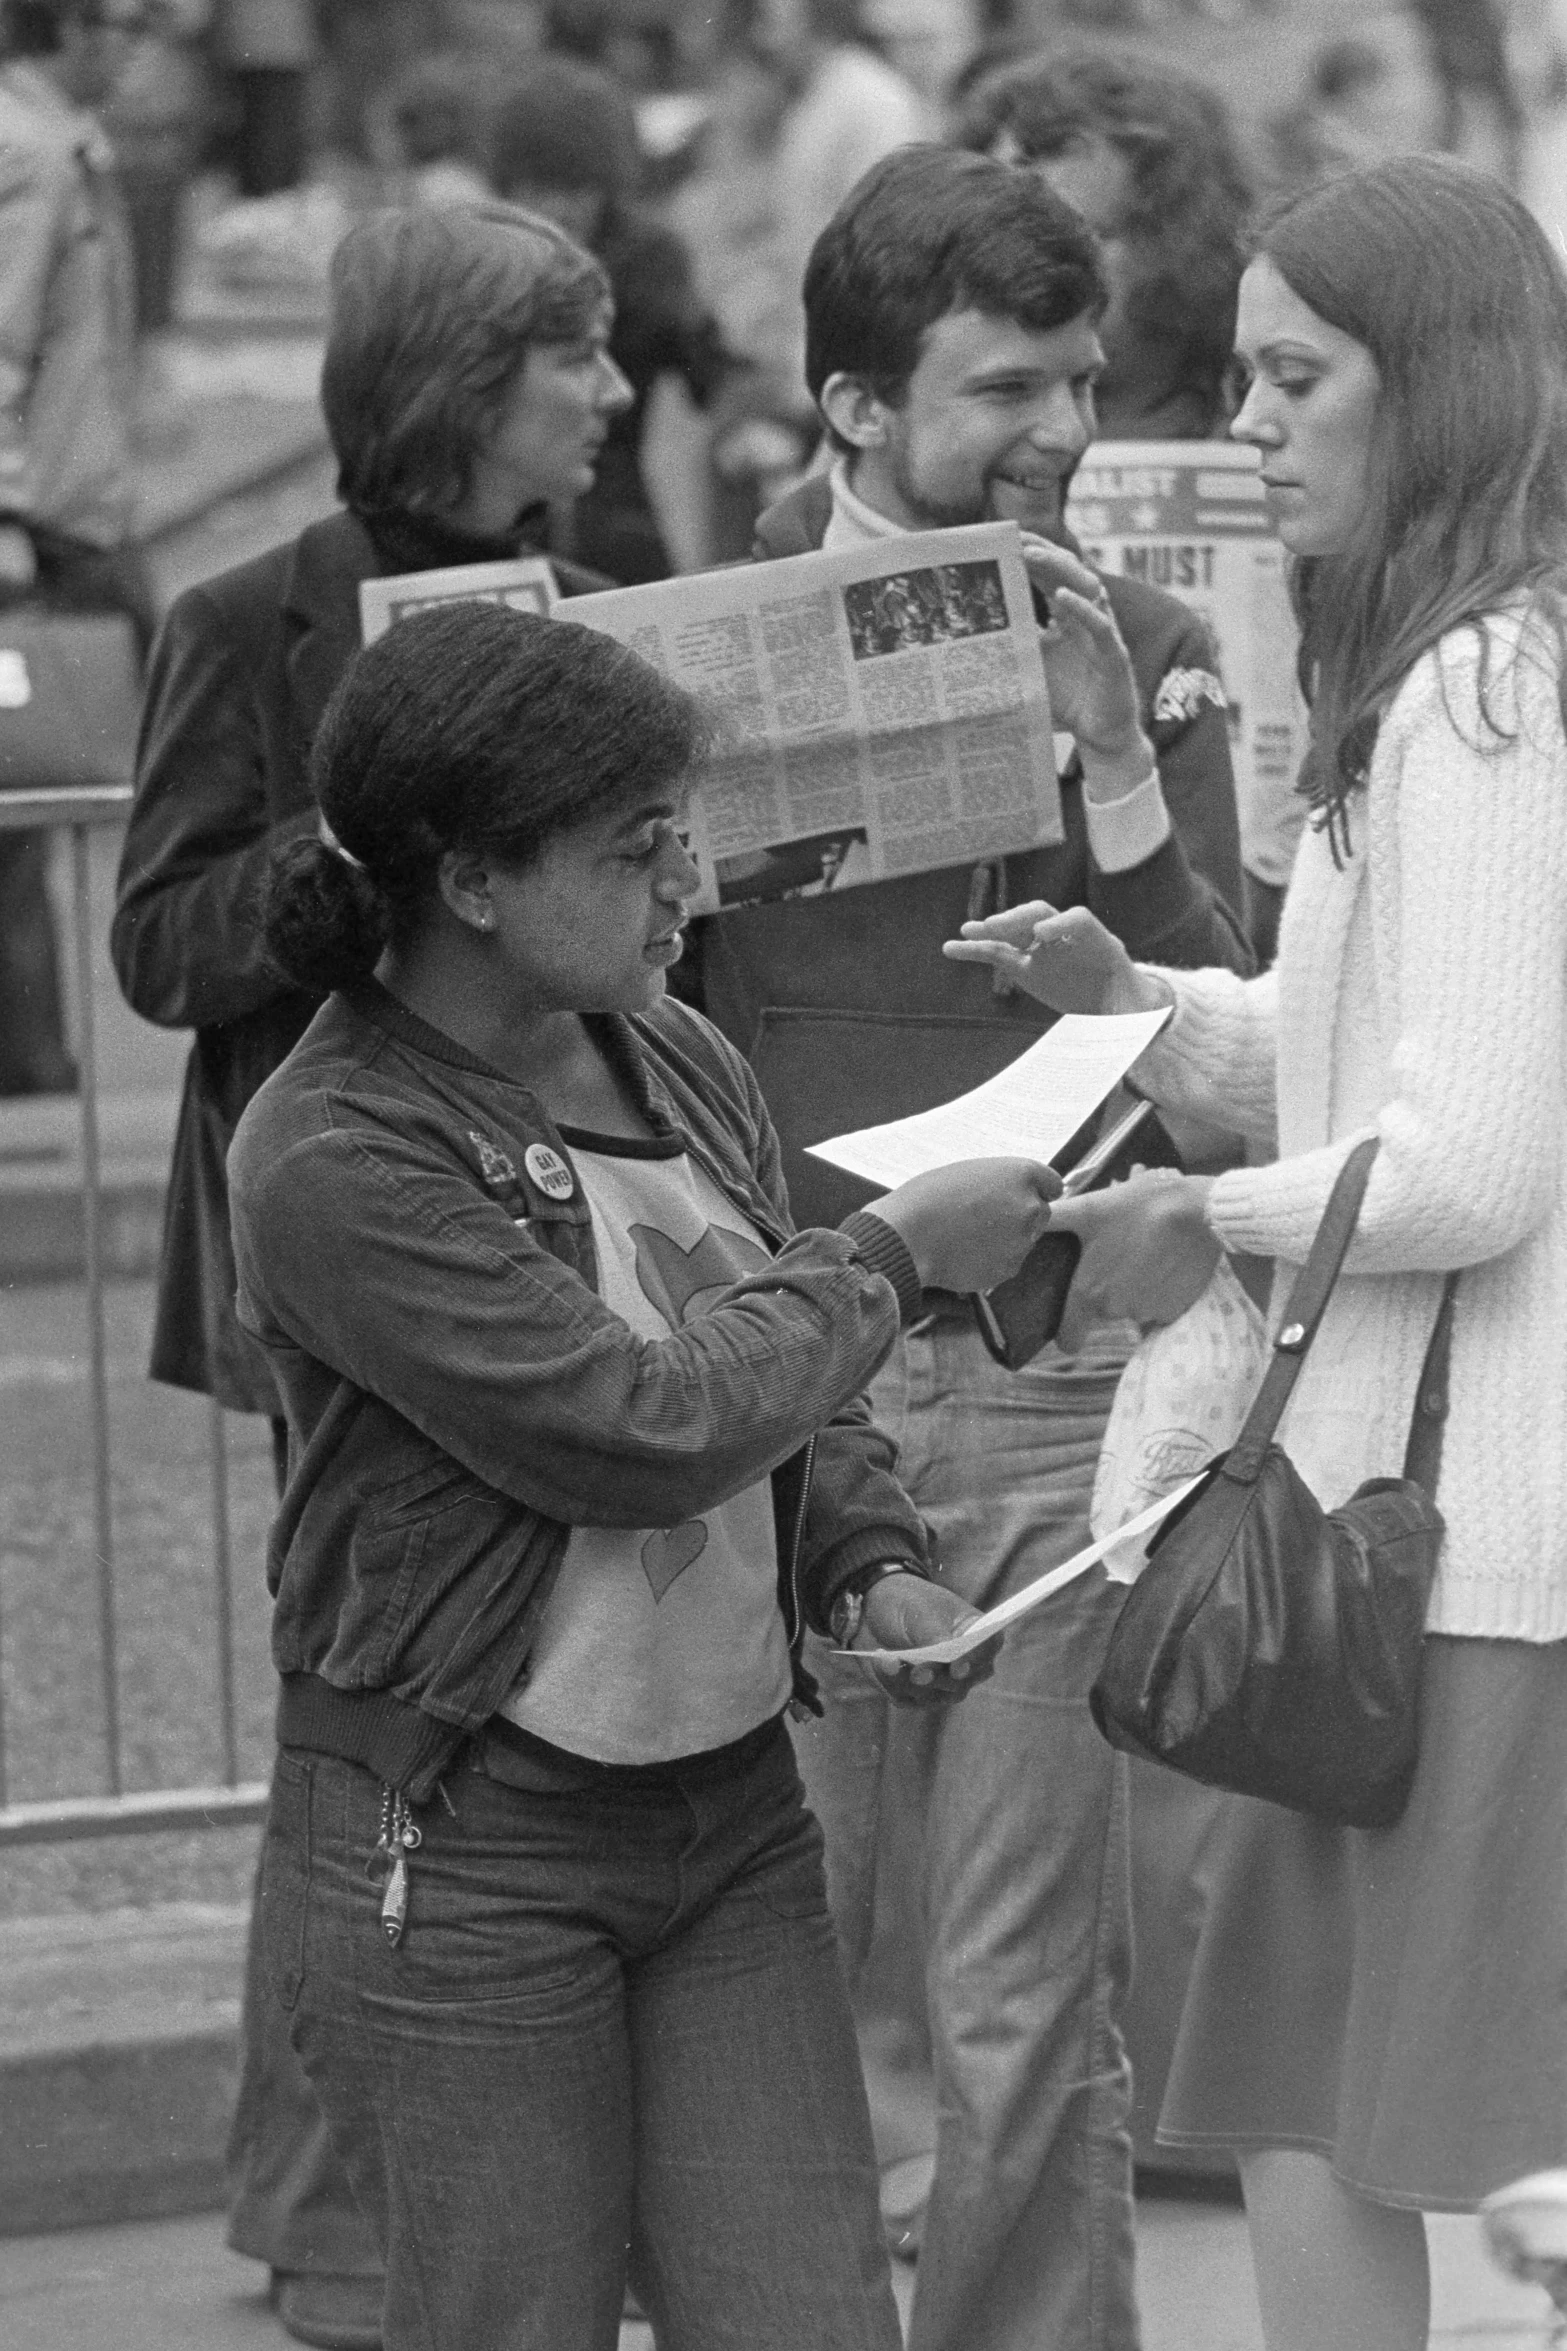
[[1066, 441, 1307, 887]]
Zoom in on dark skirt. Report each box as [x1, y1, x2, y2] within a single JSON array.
[[1157, 1633, 1567, 2210]]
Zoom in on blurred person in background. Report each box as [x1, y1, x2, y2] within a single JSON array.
[[676, 0, 929, 556], [206, 0, 314, 199], [110, 201, 628, 2351], [312, 0, 446, 165], [0, 0, 154, 1095], [957, 44, 1253, 441], [543, 0, 683, 92], [859, 0, 977, 115], [1269, 36, 1422, 189], [487, 52, 733, 582], [380, 47, 490, 206], [101, 3, 206, 349], [1408, 0, 1523, 185]]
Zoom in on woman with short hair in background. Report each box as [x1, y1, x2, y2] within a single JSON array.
[[110, 198, 631, 2351]]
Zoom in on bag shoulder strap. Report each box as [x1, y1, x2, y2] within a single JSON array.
[[1224, 1134, 1460, 1497], [1224, 1137, 1380, 1484], [1401, 1271, 1458, 1494]]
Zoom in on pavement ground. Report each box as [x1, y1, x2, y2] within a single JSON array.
[[0, 2195, 1558, 2351]]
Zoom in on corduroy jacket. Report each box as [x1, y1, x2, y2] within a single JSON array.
[[230, 980, 934, 1798]]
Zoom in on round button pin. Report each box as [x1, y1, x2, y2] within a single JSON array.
[[524, 1143, 575, 1201]]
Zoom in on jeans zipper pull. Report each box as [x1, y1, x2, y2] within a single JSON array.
[[377, 1791, 420, 1949], [381, 1845, 408, 1947]]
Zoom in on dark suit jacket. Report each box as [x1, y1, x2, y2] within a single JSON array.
[[111, 507, 603, 1412]]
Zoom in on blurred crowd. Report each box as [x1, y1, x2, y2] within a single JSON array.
[[5, 0, 1563, 1093]]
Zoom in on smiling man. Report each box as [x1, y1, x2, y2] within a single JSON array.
[[684, 146, 1252, 2351]]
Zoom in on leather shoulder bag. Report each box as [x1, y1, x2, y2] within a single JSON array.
[[1090, 1136, 1458, 1830]]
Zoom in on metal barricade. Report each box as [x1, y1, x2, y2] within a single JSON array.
[[0, 787, 268, 1848]]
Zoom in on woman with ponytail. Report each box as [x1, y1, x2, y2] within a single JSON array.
[[108, 199, 633, 2347], [948, 155, 1567, 2351], [229, 597, 1056, 2351]]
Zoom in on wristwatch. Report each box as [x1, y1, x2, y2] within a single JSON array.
[[829, 1559, 923, 1649]]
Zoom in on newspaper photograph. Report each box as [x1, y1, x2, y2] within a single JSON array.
[[564, 520, 1061, 913], [359, 556, 560, 645], [1066, 442, 1308, 887]]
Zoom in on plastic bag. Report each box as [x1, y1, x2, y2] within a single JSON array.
[[1091, 1258, 1268, 1582]]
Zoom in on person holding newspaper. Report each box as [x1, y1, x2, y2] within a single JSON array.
[[110, 201, 631, 2351], [950, 155, 1567, 2351], [681, 144, 1251, 2351], [229, 595, 1057, 2351]]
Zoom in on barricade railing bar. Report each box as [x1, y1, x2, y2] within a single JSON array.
[[0, 786, 266, 1848]]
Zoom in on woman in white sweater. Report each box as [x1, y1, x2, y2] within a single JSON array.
[[947, 154, 1567, 2351]]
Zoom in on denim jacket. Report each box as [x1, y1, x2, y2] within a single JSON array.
[[230, 980, 931, 1798]]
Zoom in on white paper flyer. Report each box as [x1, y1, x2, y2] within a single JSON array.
[[805, 1007, 1171, 1191]]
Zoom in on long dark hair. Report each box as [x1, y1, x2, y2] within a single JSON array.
[[1253, 156, 1567, 846], [264, 602, 706, 994]]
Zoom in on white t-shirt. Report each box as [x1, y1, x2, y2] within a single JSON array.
[[501, 1132, 792, 1763]]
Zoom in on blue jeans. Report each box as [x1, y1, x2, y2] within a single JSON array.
[[260, 1714, 901, 2351], [794, 1310, 1140, 2351]]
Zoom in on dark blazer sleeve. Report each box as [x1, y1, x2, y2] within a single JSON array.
[[111, 576, 318, 1030], [1087, 583, 1253, 976]]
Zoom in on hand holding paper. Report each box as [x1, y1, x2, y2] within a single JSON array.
[[807, 1007, 1171, 1192], [872, 1157, 1060, 1295], [853, 1477, 1202, 1669], [850, 1573, 1004, 1704], [1047, 1172, 1220, 1352]]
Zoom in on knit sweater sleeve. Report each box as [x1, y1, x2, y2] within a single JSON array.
[[1202, 622, 1567, 1268], [1126, 962, 1280, 1145]]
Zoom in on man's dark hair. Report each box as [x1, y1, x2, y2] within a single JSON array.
[[803, 145, 1106, 421]]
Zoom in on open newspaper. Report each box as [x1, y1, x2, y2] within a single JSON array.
[[565, 521, 1060, 913], [1065, 442, 1308, 890]]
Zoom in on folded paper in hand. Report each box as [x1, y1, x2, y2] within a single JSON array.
[[806, 1007, 1171, 1190], [855, 1475, 1201, 1668]]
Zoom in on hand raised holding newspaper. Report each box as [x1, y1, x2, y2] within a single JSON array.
[[945, 898, 1173, 1017], [872, 1158, 1062, 1295]]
